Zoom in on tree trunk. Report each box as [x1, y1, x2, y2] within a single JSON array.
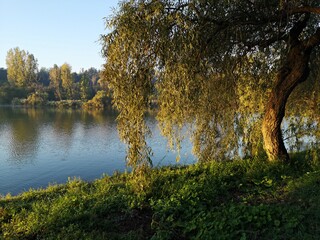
[[262, 43, 311, 162], [261, 91, 289, 162]]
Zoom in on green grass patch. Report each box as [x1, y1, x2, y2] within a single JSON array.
[[1, 154, 320, 239]]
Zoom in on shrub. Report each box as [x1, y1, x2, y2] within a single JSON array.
[[0, 85, 27, 104], [83, 90, 111, 109], [47, 100, 82, 109], [24, 92, 48, 106]]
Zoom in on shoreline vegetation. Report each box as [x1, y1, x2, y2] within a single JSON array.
[[1, 152, 320, 239], [7, 90, 113, 110], [4, 90, 158, 110]]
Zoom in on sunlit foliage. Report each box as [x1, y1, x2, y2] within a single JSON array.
[[49, 64, 62, 100], [83, 90, 110, 109], [25, 92, 48, 106], [6, 47, 38, 88], [60, 63, 74, 99]]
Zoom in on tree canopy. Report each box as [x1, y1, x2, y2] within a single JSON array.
[[49, 64, 63, 100], [6, 47, 38, 88], [101, 0, 320, 168]]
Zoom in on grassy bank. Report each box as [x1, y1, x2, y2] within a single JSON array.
[[1, 153, 320, 239]]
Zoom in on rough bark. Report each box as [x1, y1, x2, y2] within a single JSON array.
[[262, 43, 311, 161], [260, 9, 320, 162]]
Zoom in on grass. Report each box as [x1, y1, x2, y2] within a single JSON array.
[[1, 152, 320, 239]]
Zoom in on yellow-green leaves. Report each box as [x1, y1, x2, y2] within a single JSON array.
[[101, 0, 320, 167], [101, 1, 156, 168], [49, 63, 74, 100], [49, 64, 62, 100], [6, 47, 38, 88], [60, 63, 74, 99]]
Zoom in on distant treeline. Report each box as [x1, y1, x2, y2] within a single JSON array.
[[1, 47, 110, 109]]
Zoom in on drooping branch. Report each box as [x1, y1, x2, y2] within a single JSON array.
[[103, 0, 320, 165]]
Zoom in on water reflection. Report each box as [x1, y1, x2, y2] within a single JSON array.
[[2, 108, 119, 162], [5, 108, 40, 164], [9, 116, 39, 163], [0, 107, 195, 195], [51, 110, 77, 153]]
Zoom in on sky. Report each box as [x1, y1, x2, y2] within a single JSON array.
[[0, 0, 119, 72]]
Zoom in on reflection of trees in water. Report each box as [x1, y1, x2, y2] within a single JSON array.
[[80, 109, 105, 126], [0, 107, 149, 165], [1, 107, 55, 164], [80, 109, 118, 126], [49, 109, 118, 152], [77, 110, 119, 147], [50, 109, 77, 151], [8, 108, 40, 164]]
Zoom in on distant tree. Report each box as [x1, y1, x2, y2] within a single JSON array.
[[38, 67, 50, 86], [49, 64, 62, 100], [6, 47, 38, 88], [0, 68, 7, 85], [83, 90, 109, 109], [79, 74, 92, 101], [84, 67, 100, 89], [72, 72, 81, 83], [25, 54, 38, 86], [60, 63, 74, 99]]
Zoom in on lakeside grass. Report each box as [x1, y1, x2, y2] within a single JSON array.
[[1, 152, 320, 239]]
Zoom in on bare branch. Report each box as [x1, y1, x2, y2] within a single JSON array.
[[288, 6, 320, 15], [289, 13, 310, 45], [243, 33, 287, 49], [304, 28, 320, 49]]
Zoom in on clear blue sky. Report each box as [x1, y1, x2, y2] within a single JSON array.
[[0, 0, 119, 72]]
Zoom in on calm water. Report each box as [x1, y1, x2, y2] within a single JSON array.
[[0, 107, 195, 195]]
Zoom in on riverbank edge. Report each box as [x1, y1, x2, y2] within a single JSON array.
[[1, 153, 320, 239]]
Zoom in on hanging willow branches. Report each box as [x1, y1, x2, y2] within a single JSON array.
[[101, 0, 320, 168]]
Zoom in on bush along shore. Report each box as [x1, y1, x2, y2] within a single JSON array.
[[9, 90, 112, 110], [1, 152, 320, 239]]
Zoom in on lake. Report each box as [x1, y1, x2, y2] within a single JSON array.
[[0, 107, 195, 196]]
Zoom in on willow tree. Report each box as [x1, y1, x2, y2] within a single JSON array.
[[101, 0, 320, 167]]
